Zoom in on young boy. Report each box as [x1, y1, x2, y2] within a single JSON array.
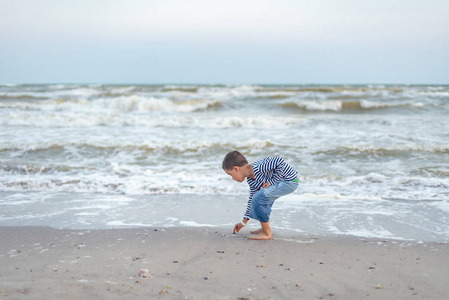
[[222, 151, 299, 240]]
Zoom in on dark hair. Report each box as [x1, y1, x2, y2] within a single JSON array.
[[222, 151, 248, 170]]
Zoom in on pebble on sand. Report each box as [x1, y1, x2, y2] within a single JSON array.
[[138, 269, 151, 278]]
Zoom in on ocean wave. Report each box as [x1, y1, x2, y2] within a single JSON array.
[[256, 85, 449, 94], [0, 179, 136, 194], [413, 167, 449, 178], [0, 94, 48, 100], [0, 164, 243, 195], [297, 173, 449, 202], [2, 84, 448, 99], [280, 99, 426, 112], [161, 86, 200, 93], [0, 162, 81, 175], [314, 144, 449, 156], [0, 139, 277, 155], [1, 169, 448, 199], [341, 173, 449, 196], [0, 95, 224, 113], [0, 178, 226, 195], [261, 87, 348, 93], [2, 84, 448, 115], [248, 86, 449, 105], [281, 100, 342, 111], [96, 86, 137, 98], [92, 96, 177, 112], [0, 112, 305, 128]]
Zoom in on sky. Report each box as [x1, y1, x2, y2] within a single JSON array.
[[1, 0, 448, 84]]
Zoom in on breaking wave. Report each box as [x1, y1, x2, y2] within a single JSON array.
[[314, 144, 449, 156], [280, 99, 425, 112], [0, 95, 224, 113], [0, 139, 277, 155], [1, 110, 306, 128]]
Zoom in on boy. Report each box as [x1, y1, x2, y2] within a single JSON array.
[[222, 151, 299, 240]]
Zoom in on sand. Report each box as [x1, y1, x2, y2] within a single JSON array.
[[0, 226, 448, 300]]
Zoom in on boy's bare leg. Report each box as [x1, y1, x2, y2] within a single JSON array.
[[247, 222, 272, 240], [250, 228, 262, 234]]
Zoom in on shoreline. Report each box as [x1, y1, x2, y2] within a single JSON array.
[[2, 191, 448, 244], [1, 226, 448, 299]]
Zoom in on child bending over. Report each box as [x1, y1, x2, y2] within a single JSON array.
[[222, 151, 299, 240]]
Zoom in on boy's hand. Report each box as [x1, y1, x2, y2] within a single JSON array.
[[233, 222, 244, 233], [262, 182, 271, 188]]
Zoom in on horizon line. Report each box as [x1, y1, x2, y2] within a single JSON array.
[[1, 82, 448, 86]]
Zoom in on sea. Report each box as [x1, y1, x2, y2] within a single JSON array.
[[1, 84, 448, 243]]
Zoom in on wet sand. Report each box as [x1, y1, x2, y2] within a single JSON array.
[[0, 226, 448, 299]]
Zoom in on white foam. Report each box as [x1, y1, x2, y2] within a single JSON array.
[[340, 228, 409, 240], [0, 95, 216, 113], [93, 96, 175, 112], [106, 220, 154, 227], [179, 221, 218, 227], [299, 100, 343, 111], [360, 99, 424, 108], [0, 111, 307, 128], [1, 160, 447, 199], [0, 137, 275, 153], [74, 212, 100, 216]]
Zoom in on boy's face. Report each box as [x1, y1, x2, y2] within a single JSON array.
[[225, 166, 245, 182]]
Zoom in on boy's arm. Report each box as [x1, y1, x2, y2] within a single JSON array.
[[243, 196, 251, 220], [233, 198, 251, 233], [234, 197, 251, 233], [242, 184, 257, 222]]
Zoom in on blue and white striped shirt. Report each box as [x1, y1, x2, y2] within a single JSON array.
[[244, 157, 298, 220]]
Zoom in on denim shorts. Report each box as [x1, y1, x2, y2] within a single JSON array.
[[249, 180, 298, 223]]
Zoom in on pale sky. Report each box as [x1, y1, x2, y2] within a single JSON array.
[[1, 0, 448, 84]]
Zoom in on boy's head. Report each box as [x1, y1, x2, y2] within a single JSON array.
[[222, 151, 248, 171], [223, 151, 249, 182]]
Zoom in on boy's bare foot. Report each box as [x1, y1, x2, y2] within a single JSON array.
[[250, 228, 262, 234], [247, 233, 272, 240]]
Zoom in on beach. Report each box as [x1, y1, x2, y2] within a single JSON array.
[[1, 226, 448, 300]]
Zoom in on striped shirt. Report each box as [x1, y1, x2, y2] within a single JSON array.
[[244, 157, 298, 220]]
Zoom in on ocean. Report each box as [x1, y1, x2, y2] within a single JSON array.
[[1, 84, 448, 242]]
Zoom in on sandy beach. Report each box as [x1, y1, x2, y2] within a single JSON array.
[[1, 226, 448, 300]]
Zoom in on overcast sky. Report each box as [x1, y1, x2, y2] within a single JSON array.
[[1, 0, 448, 84]]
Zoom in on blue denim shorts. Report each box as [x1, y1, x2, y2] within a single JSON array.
[[249, 180, 298, 223]]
